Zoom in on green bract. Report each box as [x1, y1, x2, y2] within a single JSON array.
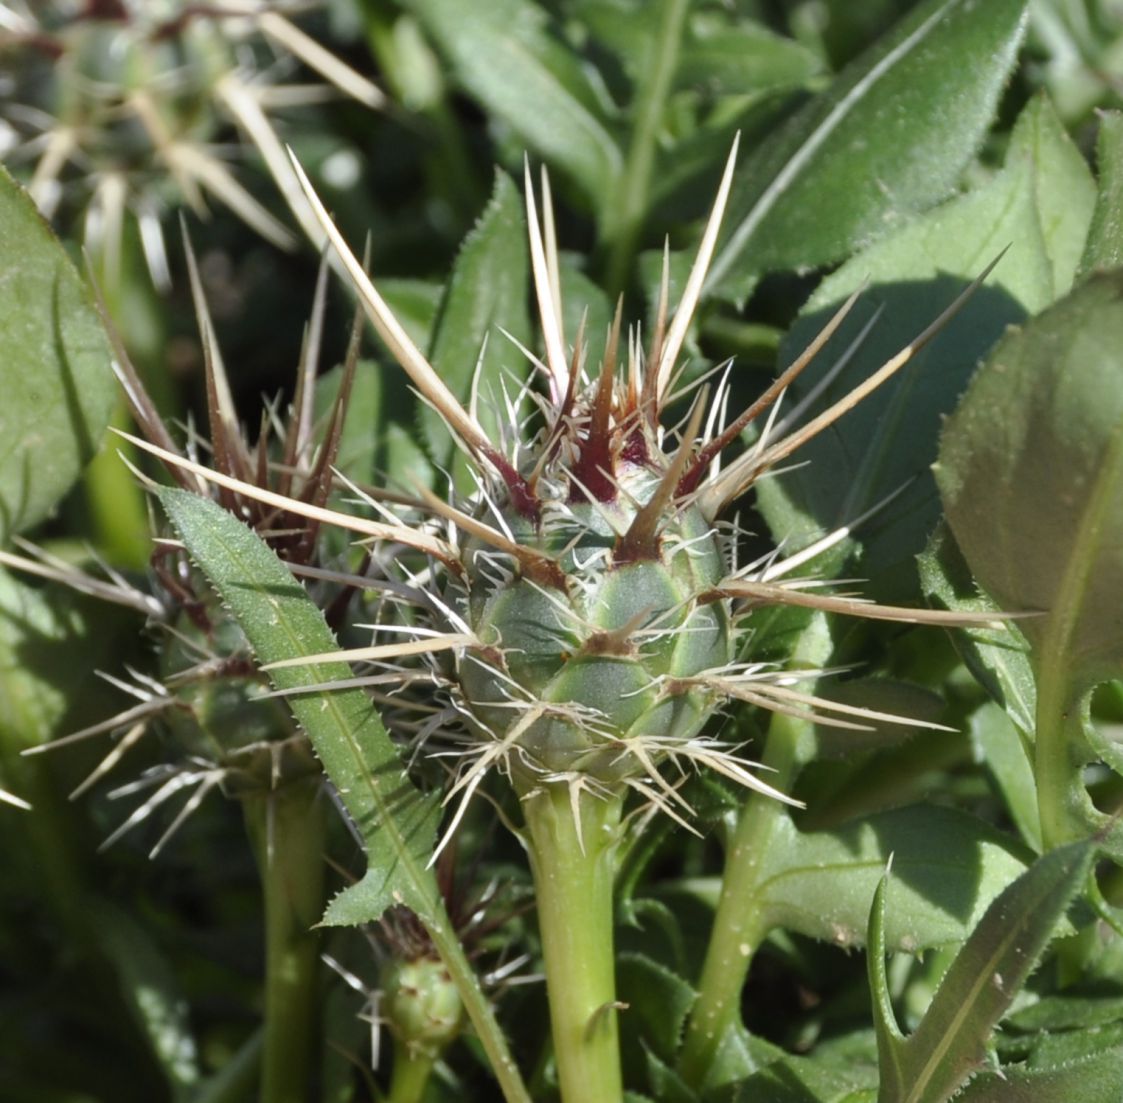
[[457, 438, 733, 786]]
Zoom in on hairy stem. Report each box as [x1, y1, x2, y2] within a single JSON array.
[[678, 715, 799, 1087], [680, 615, 832, 1088], [601, 0, 691, 293], [522, 784, 625, 1103], [245, 779, 326, 1103]]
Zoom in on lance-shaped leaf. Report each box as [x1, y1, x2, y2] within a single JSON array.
[[422, 170, 530, 464], [936, 273, 1123, 848], [158, 487, 440, 921], [955, 1047, 1123, 1103], [706, 0, 1028, 300], [400, 0, 621, 203], [868, 837, 1095, 1103], [158, 488, 531, 1102], [0, 164, 116, 539]]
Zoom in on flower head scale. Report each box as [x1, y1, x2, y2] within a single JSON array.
[[0, 0, 383, 287], [120, 144, 1007, 842]]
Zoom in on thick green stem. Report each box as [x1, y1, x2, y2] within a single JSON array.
[[245, 780, 326, 1103], [601, 0, 691, 293], [680, 615, 832, 1088], [387, 1050, 436, 1103], [522, 785, 625, 1103], [678, 715, 800, 1087]]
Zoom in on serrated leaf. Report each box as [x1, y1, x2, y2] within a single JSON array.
[[674, 12, 822, 95], [871, 838, 1095, 1103], [157, 488, 441, 923], [0, 163, 116, 539], [756, 126, 1054, 601], [936, 273, 1123, 847], [618, 952, 696, 1063], [707, 0, 1029, 298], [954, 1046, 1123, 1103], [1079, 111, 1123, 276], [1008, 993, 1123, 1032], [642, 1051, 696, 1103], [157, 489, 532, 1102], [423, 170, 530, 464], [759, 805, 1030, 953], [401, 0, 621, 202], [867, 874, 910, 1096]]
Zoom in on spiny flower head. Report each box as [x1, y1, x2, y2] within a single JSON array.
[[0, 241, 365, 852], [123, 144, 1003, 842], [0, 0, 382, 287]]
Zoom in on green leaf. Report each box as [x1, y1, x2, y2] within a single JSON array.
[[375, 279, 443, 354], [1079, 111, 1123, 276], [969, 702, 1042, 853], [870, 838, 1096, 1103], [674, 12, 822, 95], [578, 2, 820, 97], [423, 170, 530, 464], [757, 138, 1052, 599], [758, 805, 1029, 952], [707, 0, 1029, 298], [0, 567, 100, 753], [158, 489, 532, 1102], [728, 1033, 881, 1102], [617, 952, 695, 1064], [0, 163, 115, 539], [867, 875, 908, 1093], [1008, 993, 1123, 1032], [156, 487, 441, 924], [955, 1046, 1123, 1103], [400, 0, 621, 202], [809, 680, 946, 760], [936, 273, 1123, 846], [1006, 91, 1096, 298], [937, 269, 1123, 675], [918, 526, 1036, 741]]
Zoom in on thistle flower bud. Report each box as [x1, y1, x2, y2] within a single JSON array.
[[454, 430, 734, 788], [1, 1, 382, 286], [380, 956, 465, 1061]]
